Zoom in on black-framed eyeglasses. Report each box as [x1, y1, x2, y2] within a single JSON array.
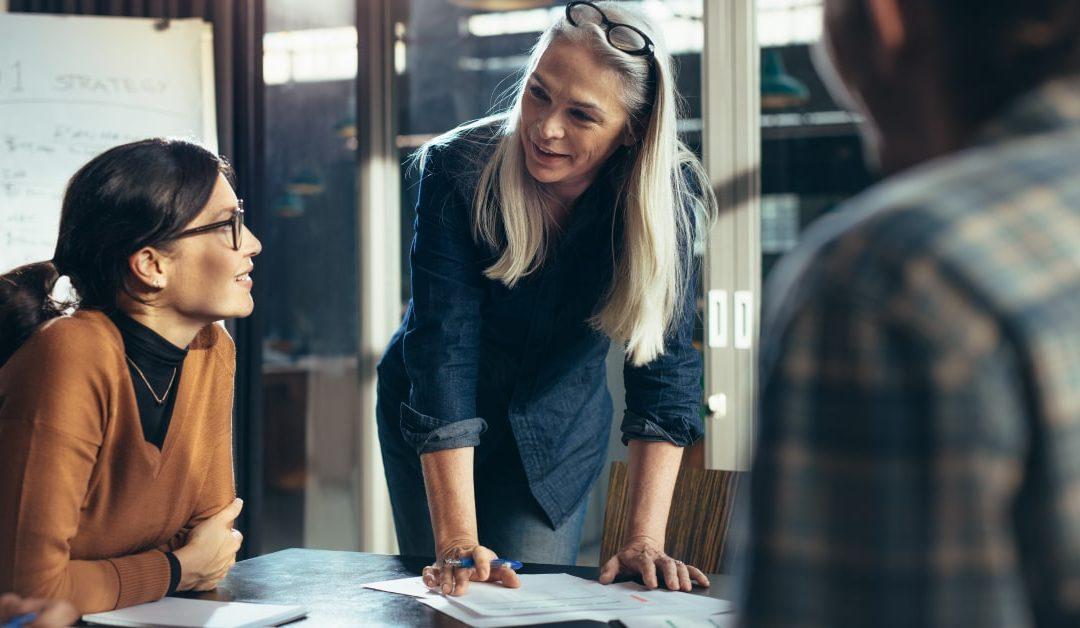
[[566, 1, 655, 57], [172, 200, 245, 251]]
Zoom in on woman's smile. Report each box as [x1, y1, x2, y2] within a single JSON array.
[[529, 138, 571, 165], [234, 264, 254, 290]]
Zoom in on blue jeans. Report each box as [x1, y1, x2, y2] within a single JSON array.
[[376, 381, 588, 565]]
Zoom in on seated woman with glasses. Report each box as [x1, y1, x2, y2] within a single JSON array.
[[377, 1, 716, 595], [0, 139, 261, 613]]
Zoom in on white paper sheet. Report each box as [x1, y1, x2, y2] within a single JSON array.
[[602, 581, 732, 614], [358, 573, 732, 627], [421, 593, 733, 628], [421, 595, 607, 627], [619, 613, 737, 628], [362, 575, 432, 598], [81, 598, 306, 628], [445, 574, 640, 616]]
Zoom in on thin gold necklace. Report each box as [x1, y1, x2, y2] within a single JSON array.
[[125, 355, 177, 406]]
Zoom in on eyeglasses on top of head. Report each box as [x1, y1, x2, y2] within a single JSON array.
[[170, 200, 245, 251], [565, 1, 655, 58]]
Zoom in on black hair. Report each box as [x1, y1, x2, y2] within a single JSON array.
[[937, 0, 1080, 122], [0, 138, 231, 367]]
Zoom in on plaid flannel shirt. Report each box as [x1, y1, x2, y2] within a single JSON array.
[[744, 75, 1080, 627]]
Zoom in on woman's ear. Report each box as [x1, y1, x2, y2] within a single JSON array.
[[128, 247, 168, 290], [867, 0, 907, 62]]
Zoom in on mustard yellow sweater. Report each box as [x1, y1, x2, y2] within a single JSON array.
[[0, 310, 236, 612]]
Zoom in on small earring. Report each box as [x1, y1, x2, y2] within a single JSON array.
[[153, 280, 161, 288]]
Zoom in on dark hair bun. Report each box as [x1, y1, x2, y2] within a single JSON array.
[[0, 261, 63, 367]]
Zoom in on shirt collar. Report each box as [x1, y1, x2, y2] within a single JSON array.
[[109, 311, 189, 365], [975, 73, 1080, 146]]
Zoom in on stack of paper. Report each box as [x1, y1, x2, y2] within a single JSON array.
[[620, 615, 737, 628], [363, 573, 733, 627]]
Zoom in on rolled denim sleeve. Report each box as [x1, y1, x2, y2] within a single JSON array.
[[400, 145, 489, 455], [399, 404, 487, 453], [621, 213, 704, 447]]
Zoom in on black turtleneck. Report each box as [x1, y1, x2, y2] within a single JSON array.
[[109, 311, 187, 450], [108, 311, 186, 594]]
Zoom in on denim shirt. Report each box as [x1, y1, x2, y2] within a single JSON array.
[[377, 126, 704, 527]]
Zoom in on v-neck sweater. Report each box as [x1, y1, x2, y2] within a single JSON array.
[[0, 310, 237, 613], [109, 312, 188, 449]]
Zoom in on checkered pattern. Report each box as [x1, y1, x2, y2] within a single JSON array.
[[744, 76, 1080, 627]]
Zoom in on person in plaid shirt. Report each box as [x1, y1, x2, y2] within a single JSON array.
[[744, 1, 1080, 626]]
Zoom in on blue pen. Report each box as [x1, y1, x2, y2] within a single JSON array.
[[2, 612, 37, 628], [445, 557, 523, 570]]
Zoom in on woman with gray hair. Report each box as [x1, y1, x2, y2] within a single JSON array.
[[377, 1, 716, 596]]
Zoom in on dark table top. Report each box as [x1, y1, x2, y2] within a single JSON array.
[[190, 548, 732, 627]]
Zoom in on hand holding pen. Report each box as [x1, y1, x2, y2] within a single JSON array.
[[422, 542, 522, 596], [444, 557, 523, 570]]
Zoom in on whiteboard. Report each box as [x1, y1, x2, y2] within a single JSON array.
[[0, 13, 216, 273]]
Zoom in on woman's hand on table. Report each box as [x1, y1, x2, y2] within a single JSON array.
[[422, 540, 521, 596], [598, 535, 710, 592]]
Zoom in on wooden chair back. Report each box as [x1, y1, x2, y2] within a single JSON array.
[[599, 460, 741, 573]]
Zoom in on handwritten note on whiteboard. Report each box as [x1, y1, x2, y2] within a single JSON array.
[[0, 13, 216, 273]]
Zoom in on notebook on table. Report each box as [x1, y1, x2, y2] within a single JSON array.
[[82, 598, 307, 628]]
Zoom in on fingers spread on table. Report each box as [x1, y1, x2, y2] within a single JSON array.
[[638, 556, 659, 589], [451, 566, 473, 596], [675, 561, 692, 592], [661, 558, 680, 591], [688, 564, 711, 588], [491, 565, 521, 588], [440, 562, 456, 595]]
